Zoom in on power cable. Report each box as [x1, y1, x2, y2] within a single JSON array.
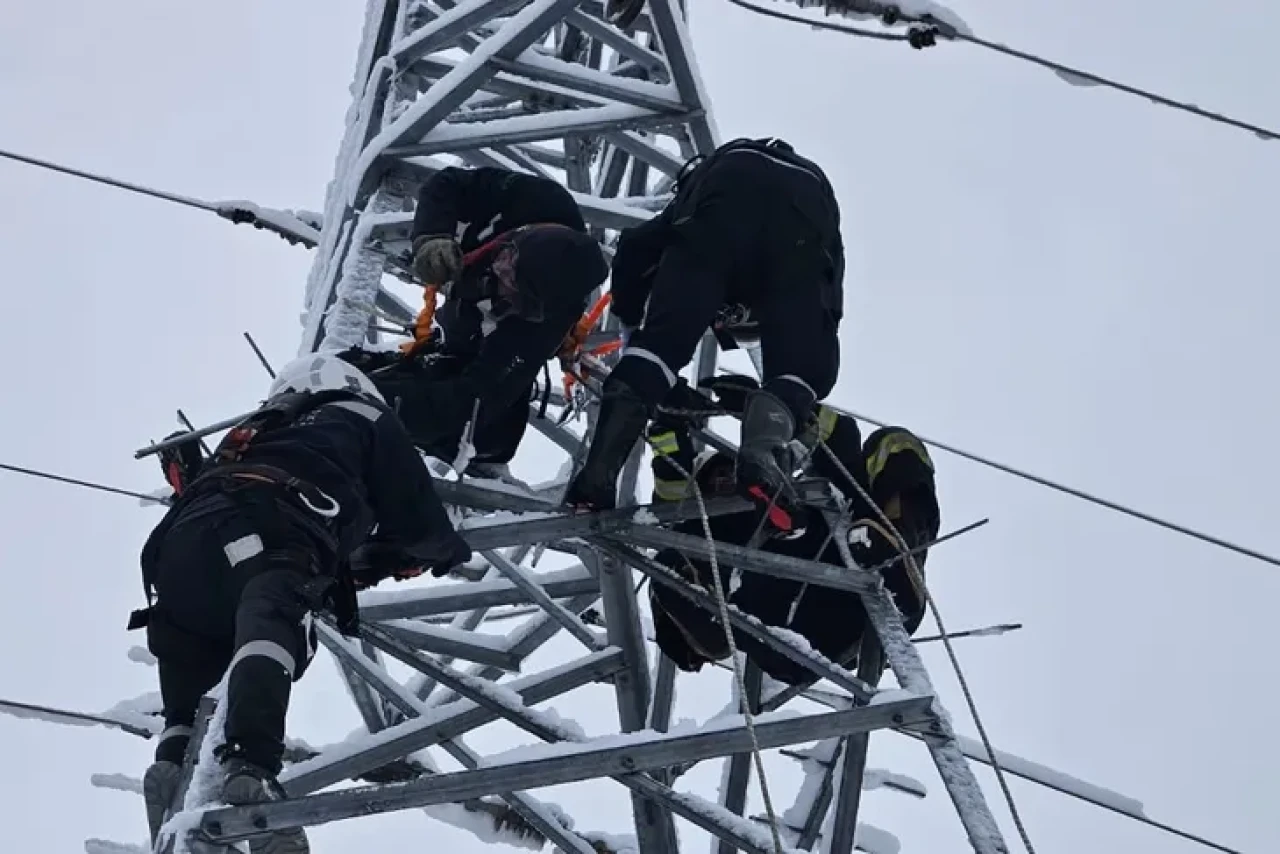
[[663, 381, 1280, 572], [0, 461, 167, 506], [0, 144, 319, 247], [821, 443, 1038, 853], [724, 0, 1280, 143], [837, 406, 1280, 569], [0, 146, 216, 211]]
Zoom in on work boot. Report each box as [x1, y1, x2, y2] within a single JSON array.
[[736, 390, 806, 535], [565, 379, 651, 511], [143, 760, 183, 845], [221, 758, 310, 854]]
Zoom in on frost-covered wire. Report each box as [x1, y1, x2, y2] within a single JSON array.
[[820, 440, 1038, 854], [0, 145, 218, 210], [725, 0, 1280, 143], [0, 144, 322, 247], [724, 0, 909, 40]]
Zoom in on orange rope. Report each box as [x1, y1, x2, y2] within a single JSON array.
[[558, 293, 624, 407], [400, 285, 439, 355], [558, 292, 613, 362]]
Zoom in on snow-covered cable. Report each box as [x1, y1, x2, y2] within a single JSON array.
[[0, 145, 217, 210], [726, 0, 1280, 143], [820, 440, 1038, 854], [723, 0, 908, 40], [0, 144, 321, 247]]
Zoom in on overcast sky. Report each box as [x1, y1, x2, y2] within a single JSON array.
[[1, 1, 1277, 852]]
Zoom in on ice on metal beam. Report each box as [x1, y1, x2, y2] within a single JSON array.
[[200, 699, 934, 843], [357, 563, 596, 620], [281, 646, 626, 795], [378, 619, 525, 670]]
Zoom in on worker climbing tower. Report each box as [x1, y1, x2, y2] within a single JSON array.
[[125, 2, 1015, 853]]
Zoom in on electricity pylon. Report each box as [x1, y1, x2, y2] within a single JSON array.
[[143, 2, 1013, 853]]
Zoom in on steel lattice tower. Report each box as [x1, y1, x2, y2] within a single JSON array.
[[133, 2, 1015, 853]]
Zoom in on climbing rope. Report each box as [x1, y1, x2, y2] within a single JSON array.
[[688, 471, 787, 854], [818, 440, 1038, 854], [641, 422, 838, 854], [645, 384, 1037, 849]]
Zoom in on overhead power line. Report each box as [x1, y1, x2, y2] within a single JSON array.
[[726, 0, 1280, 143], [0, 145, 320, 247], [0, 461, 167, 506], [839, 407, 1280, 569], [0, 146, 216, 211]]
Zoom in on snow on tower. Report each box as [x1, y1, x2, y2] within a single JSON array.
[[100, 2, 1015, 853]]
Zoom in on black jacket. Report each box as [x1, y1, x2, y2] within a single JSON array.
[[412, 166, 587, 251], [610, 137, 845, 328], [148, 393, 456, 567]]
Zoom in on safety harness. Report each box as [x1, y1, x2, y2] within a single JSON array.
[[400, 223, 622, 424], [128, 390, 356, 631], [401, 222, 578, 356]]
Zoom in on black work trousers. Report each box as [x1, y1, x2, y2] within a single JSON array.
[[616, 152, 841, 423], [145, 489, 325, 775], [400, 305, 587, 466], [650, 549, 866, 686], [393, 354, 536, 466]]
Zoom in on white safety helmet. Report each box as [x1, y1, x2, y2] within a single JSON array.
[[267, 351, 385, 405]]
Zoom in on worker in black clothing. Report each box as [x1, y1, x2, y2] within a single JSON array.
[[134, 352, 471, 853], [645, 383, 938, 685], [566, 138, 845, 533], [341, 165, 609, 475]]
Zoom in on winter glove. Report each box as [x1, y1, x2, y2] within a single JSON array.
[[412, 235, 464, 287], [697, 374, 759, 415], [348, 541, 431, 589], [404, 529, 474, 578], [335, 345, 412, 379]]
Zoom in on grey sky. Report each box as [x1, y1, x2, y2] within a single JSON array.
[[0, 1, 1276, 852]]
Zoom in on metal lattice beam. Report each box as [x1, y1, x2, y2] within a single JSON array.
[[142, 3, 1015, 854]]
